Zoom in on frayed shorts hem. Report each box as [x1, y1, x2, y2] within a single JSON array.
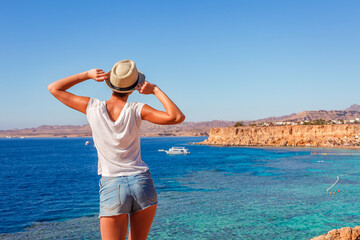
[[98, 201, 158, 218]]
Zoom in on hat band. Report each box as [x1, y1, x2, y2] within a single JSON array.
[[109, 76, 139, 92]]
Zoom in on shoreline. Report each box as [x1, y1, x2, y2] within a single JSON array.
[[3, 135, 360, 150], [194, 142, 360, 150]]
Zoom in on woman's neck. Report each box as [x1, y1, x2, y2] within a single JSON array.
[[108, 94, 129, 103]]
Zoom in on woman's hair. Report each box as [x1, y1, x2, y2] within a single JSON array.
[[112, 91, 131, 98]]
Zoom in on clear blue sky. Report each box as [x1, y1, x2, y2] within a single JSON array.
[[1, 0, 359, 129]]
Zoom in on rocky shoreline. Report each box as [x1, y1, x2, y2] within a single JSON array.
[[197, 124, 360, 148], [311, 226, 360, 240]]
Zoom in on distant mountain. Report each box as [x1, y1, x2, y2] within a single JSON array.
[[0, 125, 92, 138], [345, 104, 360, 111], [140, 120, 236, 136], [280, 110, 360, 122], [252, 113, 297, 123], [0, 120, 237, 138], [3, 104, 360, 138], [253, 105, 360, 123]]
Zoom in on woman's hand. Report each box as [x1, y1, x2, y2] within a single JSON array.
[[136, 81, 158, 95], [87, 69, 109, 82], [139, 81, 185, 124]]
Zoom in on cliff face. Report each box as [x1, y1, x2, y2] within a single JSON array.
[[200, 124, 360, 147]]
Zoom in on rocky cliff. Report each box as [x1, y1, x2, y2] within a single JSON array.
[[199, 124, 360, 147]]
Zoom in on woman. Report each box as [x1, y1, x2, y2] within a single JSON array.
[[48, 59, 185, 240]]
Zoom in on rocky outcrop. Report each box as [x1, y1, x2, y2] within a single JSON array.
[[311, 226, 360, 240], [199, 124, 360, 147]]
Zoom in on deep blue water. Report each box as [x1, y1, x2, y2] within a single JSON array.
[[0, 137, 360, 239]]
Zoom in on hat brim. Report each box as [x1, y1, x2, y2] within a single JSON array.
[[105, 71, 146, 93]]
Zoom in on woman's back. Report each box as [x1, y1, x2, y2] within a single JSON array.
[[87, 97, 148, 177]]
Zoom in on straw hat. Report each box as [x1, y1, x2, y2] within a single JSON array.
[[105, 60, 145, 93]]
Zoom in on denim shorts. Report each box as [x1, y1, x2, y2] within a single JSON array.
[[99, 171, 158, 217]]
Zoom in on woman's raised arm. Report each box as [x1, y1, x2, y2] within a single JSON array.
[[136, 81, 185, 125], [48, 69, 108, 114]]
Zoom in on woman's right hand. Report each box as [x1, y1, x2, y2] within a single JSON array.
[[86, 69, 109, 82], [136, 81, 158, 95]]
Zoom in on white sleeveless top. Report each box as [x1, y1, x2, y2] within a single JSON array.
[[86, 98, 149, 176]]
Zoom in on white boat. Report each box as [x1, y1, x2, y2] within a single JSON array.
[[165, 147, 190, 155], [85, 141, 91, 145]]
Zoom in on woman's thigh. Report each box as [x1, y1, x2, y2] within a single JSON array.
[[129, 204, 157, 240], [100, 214, 129, 240]]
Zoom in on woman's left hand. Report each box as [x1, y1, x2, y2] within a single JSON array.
[[87, 69, 109, 82], [136, 81, 158, 95]]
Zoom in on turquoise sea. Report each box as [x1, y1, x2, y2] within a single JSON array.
[[0, 136, 359, 239]]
